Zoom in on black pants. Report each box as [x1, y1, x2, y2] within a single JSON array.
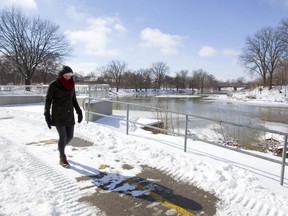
[[56, 126, 74, 155]]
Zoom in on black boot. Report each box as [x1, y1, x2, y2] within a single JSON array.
[[59, 154, 69, 167]]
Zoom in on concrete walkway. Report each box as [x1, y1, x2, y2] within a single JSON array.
[[69, 138, 219, 216]]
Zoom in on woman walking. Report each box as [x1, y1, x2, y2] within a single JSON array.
[[44, 66, 83, 167]]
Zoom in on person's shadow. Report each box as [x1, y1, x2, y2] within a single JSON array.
[[68, 160, 203, 213]]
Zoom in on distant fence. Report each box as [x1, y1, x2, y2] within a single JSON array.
[[0, 84, 110, 97], [0, 84, 110, 105], [0, 85, 48, 96], [82, 97, 288, 186]]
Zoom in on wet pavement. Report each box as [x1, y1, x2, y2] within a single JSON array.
[[76, 164, 219, 216]]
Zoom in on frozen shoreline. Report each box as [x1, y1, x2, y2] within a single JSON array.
[[112, 86, 288, 107]]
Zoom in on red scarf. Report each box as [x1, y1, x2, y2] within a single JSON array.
[[60, 76, 75, 91]]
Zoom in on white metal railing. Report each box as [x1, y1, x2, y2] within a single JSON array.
[[0, 85, 48, 95], [0, 84, 110, 98], [82, 97, 288, 186]]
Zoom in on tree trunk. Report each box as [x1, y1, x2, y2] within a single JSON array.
[[262, 76, 267, 87], [25, 77, 31, 91], [269, 75, 273, 90]]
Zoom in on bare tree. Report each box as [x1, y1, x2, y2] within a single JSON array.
[[0, 8, 71, 85], [142, 68, 152, 91], [150, 62, 169, 89], [205, 74, 218, 90], [36, 56, 61, 84], [133, 68, 151, 91], [239, 26, 287, 89], [0, 56, 13, 84], [192, 69, 207, 94], [235, 77, 246, 86], [174, 70, 188, 91], [134, 69, 145, 91], [277, 19, 288, 92], [274, 58, 288, 95], [105, 60, 127, 92], [174, 73, 181, 91], [163, 75, 174, 89], [279, 18, 288, 48], [121, 71, 135, 89]]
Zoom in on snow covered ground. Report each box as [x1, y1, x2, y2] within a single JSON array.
[[0, 87, 288, 216]]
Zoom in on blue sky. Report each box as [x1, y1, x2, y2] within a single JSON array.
[[1, 0, 288, 81]]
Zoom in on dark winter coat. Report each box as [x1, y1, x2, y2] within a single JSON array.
[[44, 78, 81, 126]]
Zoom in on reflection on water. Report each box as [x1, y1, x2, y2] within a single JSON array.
[[113, 96, 288, 125], [113, 95, 288, 125], [112, 95, 288, 148]]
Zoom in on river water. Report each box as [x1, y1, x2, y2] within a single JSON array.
[[113, 95, 288, 124], [112, 95, 288, 148]]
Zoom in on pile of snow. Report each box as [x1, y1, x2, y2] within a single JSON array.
[[230, 86, 288, 103], [109, 88, 195, 97], [111, 86, 288, 104]]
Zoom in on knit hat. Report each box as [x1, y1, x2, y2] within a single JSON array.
[[58, 66, 73, 77]]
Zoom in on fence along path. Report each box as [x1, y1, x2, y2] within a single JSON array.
[[83, 97, 288, 186]]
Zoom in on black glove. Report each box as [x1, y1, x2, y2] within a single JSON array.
[[77, 111, 83, 123], [44, 112, 52, 129]]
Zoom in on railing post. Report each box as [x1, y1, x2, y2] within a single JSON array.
[[87, 85, 91, 123], [126, 104, 130, 135], [280, 135, 287, 185], [184, 115, 188, 152]]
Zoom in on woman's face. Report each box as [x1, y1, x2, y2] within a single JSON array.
[[63, 73, 73, 80]]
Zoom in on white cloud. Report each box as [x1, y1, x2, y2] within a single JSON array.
[[199, 46, 218, 57], [66, 6, 87, 20], [65, 16, 126, 57], [114, 23, 127, 33], [199, 46, 239, 57], [65, 61, 99, 75], [0, 0, 37, 10], [139, 28, 182, 55], [221, 48, 240, 57]]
